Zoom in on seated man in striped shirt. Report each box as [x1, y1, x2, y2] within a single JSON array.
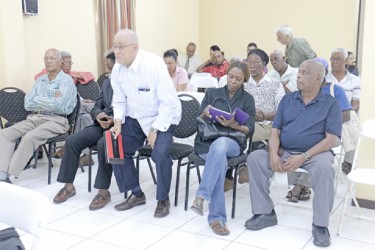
[[0, 48, 77, 183]]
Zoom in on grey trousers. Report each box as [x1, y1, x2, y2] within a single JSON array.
[[247, 149, 335, 227], [0, 114, 69, 177]]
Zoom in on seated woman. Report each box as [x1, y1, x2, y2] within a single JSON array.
[[190, 61, 255, 236], [163, 49, 192, 92]]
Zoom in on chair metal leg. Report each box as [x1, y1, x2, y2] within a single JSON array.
[[184, 162, 192, 211], [174, 159, 183, 207], [337, 183, 352, 235], [146, 157, 157, 184], [88, 148, 92, 192], [48, 143, 53, 185], [196, 165, 201, 183], [232, 165, 239, 219], [136, 154, 140, 179]]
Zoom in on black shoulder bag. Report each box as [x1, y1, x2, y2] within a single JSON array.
[[197, 97, 247, 148]]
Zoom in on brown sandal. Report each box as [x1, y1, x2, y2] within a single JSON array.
[[210, 221, 230, 236], [298, 187, 311, 201], [286, 184, 303, 203], [191, 197, 204, 216]]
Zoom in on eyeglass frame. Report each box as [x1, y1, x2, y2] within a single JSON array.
[[112, 43, 135, 51], [62, 62, 74, 66], [247, 60, 264, 66]]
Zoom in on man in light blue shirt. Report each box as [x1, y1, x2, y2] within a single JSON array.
[[0, 48, 77, 183], [110, 29, 182, 218]]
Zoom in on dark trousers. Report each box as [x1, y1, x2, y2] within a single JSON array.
[[56, 125, 113, 189], [113, 117, 175, 201]]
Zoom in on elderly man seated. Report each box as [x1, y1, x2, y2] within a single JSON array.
[[267, 50, 298, 93], [0, 48, 77, 183], [245, 60, 342, 247]]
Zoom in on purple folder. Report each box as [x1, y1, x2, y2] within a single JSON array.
[[208, 107, 233, 123], [234, 108, 250, 125]]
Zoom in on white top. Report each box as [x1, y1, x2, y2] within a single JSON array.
[[178, 54, 201, 77], [326, 70, 361, 102], [111, 49, 182, 135], [244, 74, 285, 124], [266, 65, 298, 92]]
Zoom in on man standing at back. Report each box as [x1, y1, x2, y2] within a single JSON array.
[[178, 42, 201, 78], [110, 29, 182, 218], [245, 60, 342, 247]]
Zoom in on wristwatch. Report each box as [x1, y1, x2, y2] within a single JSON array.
[[150, 127, 159, 133], [303, 152, 311, 161]]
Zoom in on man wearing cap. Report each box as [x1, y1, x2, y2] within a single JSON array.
[[245, 60, 342, 247]]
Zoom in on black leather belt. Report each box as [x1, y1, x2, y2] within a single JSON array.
[[32, 111, 67, 117]]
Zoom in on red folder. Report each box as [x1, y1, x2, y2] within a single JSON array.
[[104, 130, 124, 164]]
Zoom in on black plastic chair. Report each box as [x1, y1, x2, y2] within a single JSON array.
[[76, 80, 100, 101], [135, 94, 201, 206], [41, 95, 81, 184], [97, 73, 109, 89], [0, 87, 31, 129], [185, 137, 252, 219]]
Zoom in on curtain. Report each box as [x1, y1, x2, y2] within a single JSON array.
[[96, 0, 136, 75]]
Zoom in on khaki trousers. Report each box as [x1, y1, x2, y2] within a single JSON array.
[[253, 122, 272, 142], [0, 114, 69, 177]]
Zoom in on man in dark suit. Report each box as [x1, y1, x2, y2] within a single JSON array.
[[53, 75, 115, 210]]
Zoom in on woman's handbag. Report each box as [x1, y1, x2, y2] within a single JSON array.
[[197, 97, 247, 148]]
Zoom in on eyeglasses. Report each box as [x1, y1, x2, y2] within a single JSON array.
[[112, 43, 134, 51], [62, 62, 74, 66], [247, 61, 263, 66], [330, 57, 344, 62], [43, 57, 59, 62]]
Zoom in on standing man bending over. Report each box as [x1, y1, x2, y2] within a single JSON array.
[[110, 29, 182, 218], [245, 60, 342, 247], [0, 48, 77, 183]]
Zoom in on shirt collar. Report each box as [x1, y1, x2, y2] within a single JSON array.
[[294, 89, 326, 103], [129, 49, 142, 72]]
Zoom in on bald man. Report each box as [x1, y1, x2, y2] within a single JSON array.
[[267, 50, 298, 93], [245, 60, 342, 247], [110, 29, 181, 218]]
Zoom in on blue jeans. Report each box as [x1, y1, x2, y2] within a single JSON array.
[[197, 137, 240, 224]]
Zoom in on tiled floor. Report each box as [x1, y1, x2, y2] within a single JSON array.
[[6, 154, 375, 250]]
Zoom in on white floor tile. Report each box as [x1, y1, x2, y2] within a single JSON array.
[[47, 210, 124, 238], [69, 239, 131, 250], [91, 219, 174, 249], [224, 242, 266, 250], [147, 230, 231, 250]]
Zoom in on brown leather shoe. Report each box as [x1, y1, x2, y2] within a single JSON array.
[[154, 200, 170, 218], [114, 194, 146, 211], [238, 164, 249, 184], [89, 192, 111, 210], [224, 178, 234, 192], [52, 147, 65, 159], [53, 187, 76, 204], [79, 154, 94, 167]]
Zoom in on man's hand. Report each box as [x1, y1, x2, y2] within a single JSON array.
[[98, 116, 113, 129], [270, 153, 284, 173], [147, 130, 158, 149], [110, 119, 122, 139], [255, 109, 265, 121], [282, 154, 305, 173]]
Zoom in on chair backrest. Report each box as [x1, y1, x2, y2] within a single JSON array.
[[218, 75, 228, 87], [68, 94, 81, 134], [97, 73, 109, 89], [190, 76, 219, 90], [0, 182, 50, 249], [76, 80, 100, 101], [175, 94, 200, 138], [0, 87, 31, 128]]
